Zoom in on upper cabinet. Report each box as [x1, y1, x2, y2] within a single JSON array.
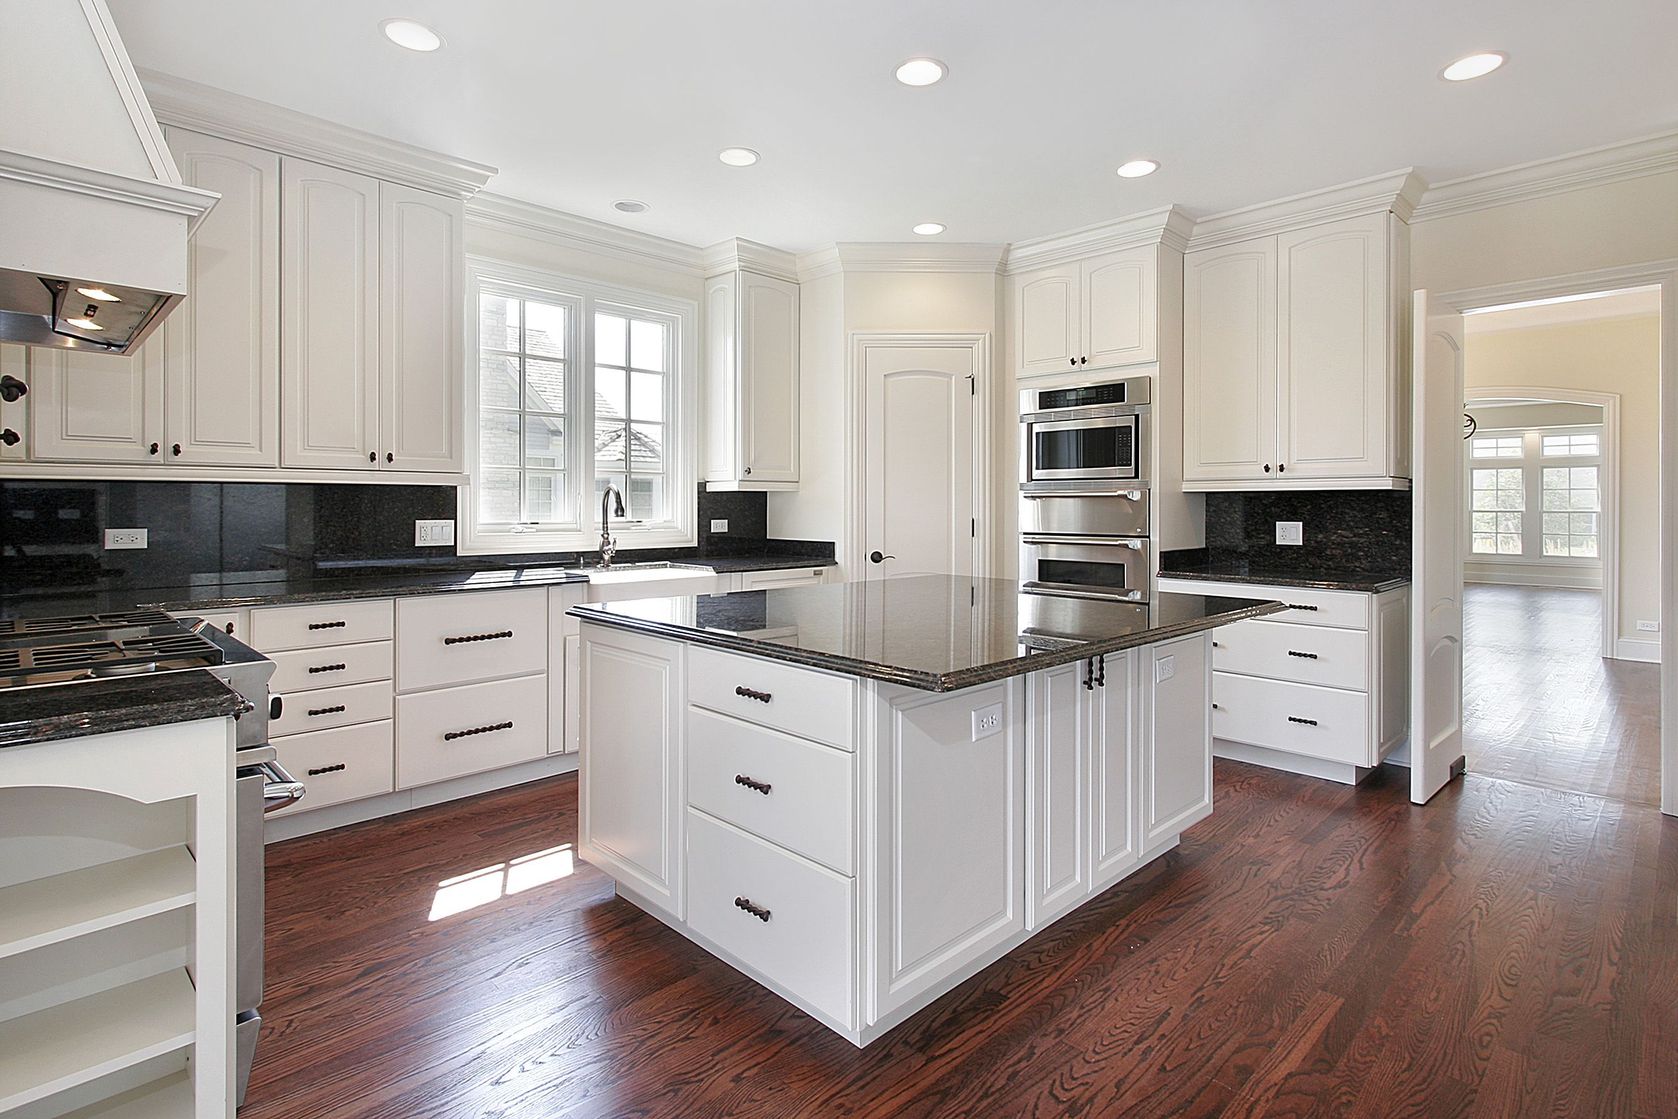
[[704, 268, 799, 490], [1182, 211, 1410, 490], [378, 185, 466, 473], [1012, 245, 1158, 377]]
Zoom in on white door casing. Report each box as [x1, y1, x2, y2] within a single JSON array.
[[1410, 290, 1466, 805]]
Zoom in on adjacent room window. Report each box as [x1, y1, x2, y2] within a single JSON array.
[[1470, 466, 1525, 555], [1471, 435, 1523, 459], [461, 262, 695, 554], [1465, 425, 1603, 564], [1541, 464, 1600, 558]]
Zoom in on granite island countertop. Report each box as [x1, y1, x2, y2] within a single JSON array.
[[0, 671, 251, 748], [1157, 564, 1411, 594], [569, 575, 1286, 692]]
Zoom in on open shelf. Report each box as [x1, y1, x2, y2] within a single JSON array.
[[0, 970, 196, 1112], [60, 1072, 193, 1119], [0, 847, 196, 962]]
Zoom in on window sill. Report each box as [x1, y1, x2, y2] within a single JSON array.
[[456, 526, 697, 557]]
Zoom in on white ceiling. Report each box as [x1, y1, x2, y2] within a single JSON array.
[[106, 0, 1678, 252]]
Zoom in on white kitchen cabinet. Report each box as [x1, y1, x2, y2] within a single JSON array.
[[0, 345, 26, 461], [704, 269, 799, 490], [1182, 212, 1410, 489], [1089, 649, 1140, 891], [280, 157, 381, 471], [730, 565, 832, 592], [1026, 659, 1090, 930], [1142, 635, 1213, 849], [378, 183, 465, 472], [28, 345, 164, 463], [1012, 246, 1159, 377]]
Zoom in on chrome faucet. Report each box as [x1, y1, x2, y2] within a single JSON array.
[[598, 482, 626, 568]]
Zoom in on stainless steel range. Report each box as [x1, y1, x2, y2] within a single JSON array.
[[0, 609, 301, 1106]]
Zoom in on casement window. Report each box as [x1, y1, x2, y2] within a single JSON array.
[[1465, 426, 1602, 563], [460, 260, 696, 555]]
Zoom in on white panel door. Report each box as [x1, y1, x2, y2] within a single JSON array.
[[1183, 239, 1277, 482], [280, 158, 380, 470], [1277, 214, 1390, 480], [860, 339, 979, 578], [161, 128, 280, 467], [1026, 659, 1089, 931], [1410, 290, 1466, 805], [1082, 247, 1157, 370], [379, 184, 465, 472], [1090, 650, 1140, 891], [28, 345, 163, 463], [738, 271, 799, 483], [1014, 264, 1081, 376]]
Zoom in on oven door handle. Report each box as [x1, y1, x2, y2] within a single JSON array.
[[1021, 582, 1146, 602], [256, 758, 307, 813], [1020, 490, 1145, 501], [1021, 535, 1145, 548]]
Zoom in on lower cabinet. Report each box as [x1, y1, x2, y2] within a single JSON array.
[[270, 721, 395, 816], [395, 673, 548, 787], [1142, 634, 1214, 848]]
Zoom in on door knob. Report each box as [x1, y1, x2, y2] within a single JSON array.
[[171, 443, 182, 456], [149, 442, 159, 455], [868, 551, 896, 564], [0, 428, 18, 446], [0, 375, 26, 402]]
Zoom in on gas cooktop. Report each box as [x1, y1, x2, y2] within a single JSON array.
[[0, 610, 228, 689]]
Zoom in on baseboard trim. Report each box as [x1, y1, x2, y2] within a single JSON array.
[[1214, 740, 1379, 785], [1614, 637, 1662, 664]]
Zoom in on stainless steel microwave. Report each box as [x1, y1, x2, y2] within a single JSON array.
[[1019, 376, 1150, 493]]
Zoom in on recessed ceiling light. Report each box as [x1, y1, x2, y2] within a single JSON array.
[[895, 57, 947, 87], [912, 223, 946, 236], [612, 199, 650, 214], [1116, 159, 1160, 179], [718, 147, 760, 167], [75, 287, 120, 302], [1441, 51, 1506, 81], [381, 18, 443, 52]]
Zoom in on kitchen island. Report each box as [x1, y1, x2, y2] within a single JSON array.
[[570, 575, 1282, 1046]]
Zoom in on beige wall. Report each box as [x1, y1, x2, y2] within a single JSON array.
[[1466, 314, 1661, 648]]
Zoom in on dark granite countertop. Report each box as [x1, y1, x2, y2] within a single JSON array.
[[569, 575, 1285, 692], [1157, 565, 1410, 594], [0, 671, 251, 748]]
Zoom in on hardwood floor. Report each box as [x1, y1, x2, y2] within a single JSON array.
[[1463, 583, 1661, 806], [246, 764, 1678, 1118]]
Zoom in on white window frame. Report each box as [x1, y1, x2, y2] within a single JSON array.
[[1464, 425, 1603, 568], [459, 257, 698, 555]]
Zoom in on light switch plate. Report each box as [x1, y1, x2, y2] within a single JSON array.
[[971, 703, 1003, 740], [1155, 655, 1176, 683], [415, 519, 456, 547], [710, 519, 729, 533], [103, 528, 147, 550], [1276, 521, 1303, 546]]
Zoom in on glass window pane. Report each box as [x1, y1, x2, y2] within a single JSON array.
[[1571, 466, 1597, 489], [1472, 512, 1496, 532], [478, 410, 521, 467], [1573, 537, 1598, 558], [630, 371, 665, 421], [479, 293, 519, 352], [630, 318, 667, 372], [479, 352, 520, 410], [1543, 535, 1568, 556], [1542, 513, 1569, 534], [526, 300, 567, 359], [1496, 512, 1522, 534], [525, 358, 565, 413], [629, 422, 664, 474], [523, 415, 563, 469], [477, 468, 521, 523], [1472, 534, 1497, 554], [1570, 513, 1597, 535], [1498, 468, 1523, 489], [1570, 489, 1598, 510], [594, 366, 627, 420], [1497, 535, 1522, 555], [626, 474, 665, 520], [594, 474, 628, 515], [594, 418, 627, 472], [595, 313, 627, 366], [522, 471, 565, 523]]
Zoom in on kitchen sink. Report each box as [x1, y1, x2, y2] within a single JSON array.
[[568, 561, 715, 582]]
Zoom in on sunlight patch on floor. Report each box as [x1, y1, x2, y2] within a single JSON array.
[[429, 844, 576, 921]]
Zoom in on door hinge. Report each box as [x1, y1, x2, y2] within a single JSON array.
[[971, 518, 976, 537]]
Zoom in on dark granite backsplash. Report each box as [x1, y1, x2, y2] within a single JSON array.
[[1164, 490, 1411, 576], [0, 479, 824, 599]]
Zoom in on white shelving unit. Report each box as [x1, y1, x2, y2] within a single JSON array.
[[0, 848, 196, 962]]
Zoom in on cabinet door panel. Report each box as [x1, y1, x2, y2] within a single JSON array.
[[162, 128, 280, 466], [739, 272, 798, 483], [1027, 660, 1089, 930], [1144, 635, 1212, 847], [1091, 650, 1140, 890], [1183, 240, 1277, 482], [1083, 248, 1156, 369], [1015, 265, 1081, 376], [379, 184, 465, 473], [281, 158, 380, 470], [1278, 214, 1390, 479], [28, 346, 162, 463]]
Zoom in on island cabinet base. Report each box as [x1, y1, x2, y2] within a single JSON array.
[[577, 622, 1214, 1047]]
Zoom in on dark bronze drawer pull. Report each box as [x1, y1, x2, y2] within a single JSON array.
[[307, 620, 348, 631], [1286, 650, 1320, 660], [308, 663, 348, 674], [307, 705, 347, 717], [1287, 716, 1319, 726], [443, 720, 514, 742], [1286, 603, 1320, 612], [443, 630, 514, 645], [734, 896, 771, 922], [734, 774, 772, 795], [734, 685, 772, 704], [306, 763, 347, 777]]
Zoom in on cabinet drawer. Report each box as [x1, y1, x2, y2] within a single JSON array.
[[270, 720, 394, 815], [251, 599, 394, 651], [734, 567, 830, 591], [1159, 578, 1369, 630], [271, 680, 393, 737], [1212, 620, 1369, 691], [688, 646, 854, 750], [1212, 671, 1374, 766], [686, 808, 854, 1026], [687, 708, 854, 875], [396, 589, 548, 692], [396, 673, 548, 788], [269, 640, 394, 694]]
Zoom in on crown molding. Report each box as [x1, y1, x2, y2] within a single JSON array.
[[137, 69, 497, 199], [467, 192, 705, 274], [1411, 130, 1678, 224], [1185, 169, 1426, 251], [1004, 206, 1195, 273], [797, 242, 1008, 281], [702, 238, 799, 282]]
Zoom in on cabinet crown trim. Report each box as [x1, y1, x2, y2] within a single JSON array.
[[140, 70, 496, 199], [798, 242, 1008, 281], [1412, 128, 1678, 223], [468, 192, 705, 274], [1185, 169, 1425, 251], [703, 238, 799, 283], [1004, 205, 1194, 273]]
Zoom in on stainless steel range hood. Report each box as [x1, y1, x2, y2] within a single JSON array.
[[0, 0, 218, 354]]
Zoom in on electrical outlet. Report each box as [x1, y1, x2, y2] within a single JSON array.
[[1276, 521, 1303, 546], [414, 519, 456, 547], [971, 703, 1003, 740], [1637, 620, 1660, 633], [1155, 654, 1176, 683], [103, 528, 147, 550], [710, 518, 729, 533]]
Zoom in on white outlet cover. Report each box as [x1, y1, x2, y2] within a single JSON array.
[[1155, 655, 1176, 683], [1637, 620, 1661, 632], [971, 702, 1003, 740], [1276, 521, 1303, 546], [710, 518, 729, 533], [103, 528, 148, 550], [414, 519, 456, 547]]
